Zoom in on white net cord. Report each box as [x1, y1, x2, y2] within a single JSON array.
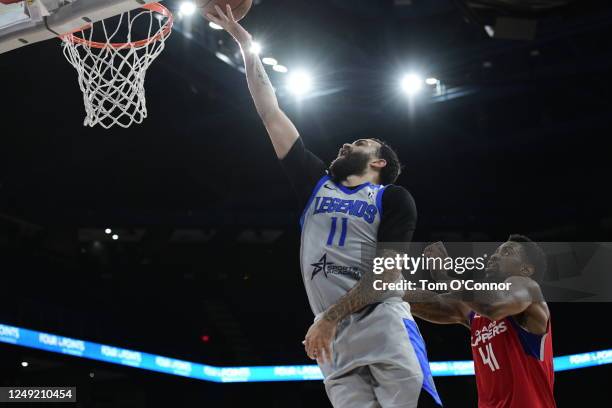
[[61, 6, 172, 129]]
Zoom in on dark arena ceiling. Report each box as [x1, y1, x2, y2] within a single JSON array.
[[0, 0, 611, 406]]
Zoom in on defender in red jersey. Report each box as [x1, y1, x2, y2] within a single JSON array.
[[405, 236, 556, 408]]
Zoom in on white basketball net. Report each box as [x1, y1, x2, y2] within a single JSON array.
[[61, 5, 173, 129]]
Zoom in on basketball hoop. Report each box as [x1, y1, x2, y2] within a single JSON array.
[[61, 3, 173, 129]]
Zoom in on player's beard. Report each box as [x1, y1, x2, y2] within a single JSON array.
[[329, 151, 371, 183]]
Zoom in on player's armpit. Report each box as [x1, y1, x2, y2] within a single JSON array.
[[517, 302, 550, 335], [465, 276, 545, 323]]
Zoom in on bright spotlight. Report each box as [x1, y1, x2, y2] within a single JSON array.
[[105, 228, 112, 234], [250, 42, 262, 55], [401, 74, 423, 95], [425, 77, 439, 85], [273, 64, 288, 73], [262, 57, 278, 66], [287, 70, 313, 96], [21, 361, 28, 367], [112, 234, 119, 241], [209, 22, 223, 30], [179, 2, 197, 16]]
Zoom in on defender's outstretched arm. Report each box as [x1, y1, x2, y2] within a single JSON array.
[[404, 290, 471, 327], [206, 5, 298, 159]]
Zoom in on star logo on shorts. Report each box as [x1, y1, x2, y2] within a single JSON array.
[[311, 254, 334, 280]]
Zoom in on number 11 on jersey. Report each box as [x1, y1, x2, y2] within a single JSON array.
[[327, 217, 348, 246]]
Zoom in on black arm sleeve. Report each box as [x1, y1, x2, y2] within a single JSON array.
[[378, 185, 417, 243], [279, 137, 327, 209]]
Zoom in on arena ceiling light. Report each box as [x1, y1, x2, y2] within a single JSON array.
[[215, 52, 233, 65], [286, 70, 313, 96], [401, 74, 424, 95], [425, 77, 439, 85], [262, 57, 278, 66], [250, 41, 262, 55], [179, 1, 197, 17], [273, 64, 288, 73]]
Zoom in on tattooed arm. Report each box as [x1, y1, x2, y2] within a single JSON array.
[[206, 5, 299, 159], [303, 251, 404, 363], [323, 252, 402, 323], [242, 44, 299, 159]]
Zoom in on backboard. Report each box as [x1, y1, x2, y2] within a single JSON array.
[[0, 0, 162, 54]]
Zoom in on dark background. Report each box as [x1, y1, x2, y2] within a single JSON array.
[[1, 0, 611, 406]]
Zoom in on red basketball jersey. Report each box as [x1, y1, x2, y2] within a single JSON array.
[[469, 312, 556, 408]]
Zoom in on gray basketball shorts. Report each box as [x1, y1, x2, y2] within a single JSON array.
[[320, 302, 442, 408]]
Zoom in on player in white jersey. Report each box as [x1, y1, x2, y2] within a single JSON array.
[[207, 6, 441, 407]]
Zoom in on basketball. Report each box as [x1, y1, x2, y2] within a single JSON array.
[[197, 0, 253, 22]]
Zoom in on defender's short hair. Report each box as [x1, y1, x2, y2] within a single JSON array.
[[508, 234, 547, 282]]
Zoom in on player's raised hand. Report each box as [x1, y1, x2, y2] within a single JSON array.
[[424, 241, 448, 259], [205, 4, 252, 47], [424, 241, 452, 283]]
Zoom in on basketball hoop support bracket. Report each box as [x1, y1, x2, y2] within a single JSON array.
[[0, 0, 160, 54]]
